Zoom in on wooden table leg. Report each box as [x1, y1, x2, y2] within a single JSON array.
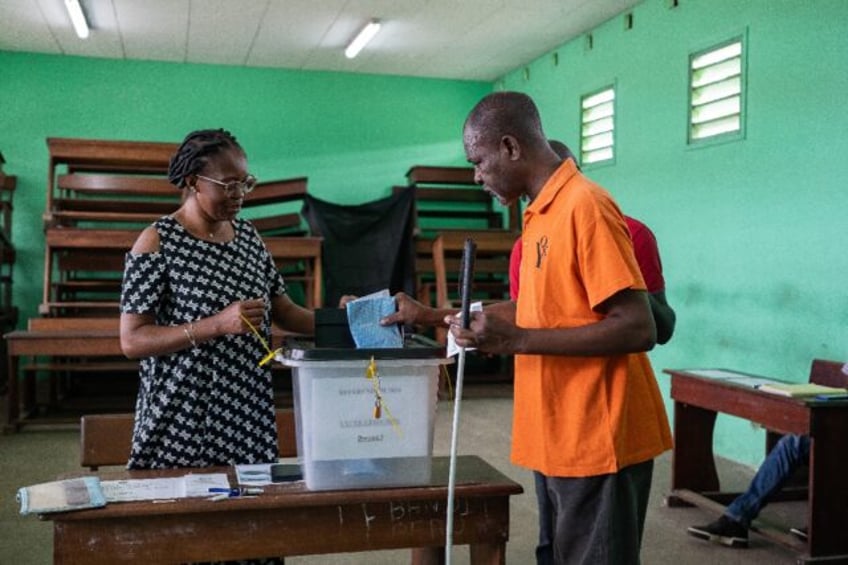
[[668, 401, 720, 506], [410, 547, 443, 565], [469, 542, 506, 564], [4, 353, 18, 432], [410, 543, 506, 565], [806, 408, 848, 561]]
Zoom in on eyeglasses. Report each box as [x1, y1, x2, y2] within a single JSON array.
[[196, 174, 258, 196]]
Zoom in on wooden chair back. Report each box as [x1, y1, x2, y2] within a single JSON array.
[[264, 236, 323, 309], [396, 166, 521, 306], [243, 177, 309, 237], [404, 165, 521, 233], [80, 409, 298, 470], [765, 358, 848, 482], [430, 230, 515, 343], [809, 358, 848, 388], [40, 228, 141, 316], [0, 169, 16, 329]]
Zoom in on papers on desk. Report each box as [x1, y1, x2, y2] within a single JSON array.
[[684, 369, 775, 388], [757, 382, 848, 398], [100, 473, 230, 502]]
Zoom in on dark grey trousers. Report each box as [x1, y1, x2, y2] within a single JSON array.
[[538, 459, 654, 565]]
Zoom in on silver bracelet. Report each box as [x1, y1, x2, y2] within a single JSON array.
[[183, 321, 198, 349]]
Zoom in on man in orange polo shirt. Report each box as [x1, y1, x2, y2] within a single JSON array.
[[510, 139, 676, 563], [382, 91, 672, 564]]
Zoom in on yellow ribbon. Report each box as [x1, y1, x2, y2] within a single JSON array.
[[240, 314, 281, 367], [366, 356, 402, 437]]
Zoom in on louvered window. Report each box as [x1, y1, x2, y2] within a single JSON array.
[[580, 86, 615, 165], [689, 38, 745, 142]]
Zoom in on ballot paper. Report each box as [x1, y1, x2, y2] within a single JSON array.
[[345, 289, 403, 349], [447, 301, 482, 357], [99, 473, 230, 502]]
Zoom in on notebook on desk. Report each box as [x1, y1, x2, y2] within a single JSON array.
[[757, 382, 848, 398]]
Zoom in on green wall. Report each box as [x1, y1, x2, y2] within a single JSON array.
[[500, 0, 848, 466], [2, 0, 847, 469], [0, 52, 490, 323]]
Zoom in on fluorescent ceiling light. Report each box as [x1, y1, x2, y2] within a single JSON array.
[[345, 19, 381, 59], [64, 0, 90, 39]]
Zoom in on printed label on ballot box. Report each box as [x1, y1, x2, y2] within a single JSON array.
[[309, 374, 432, 460]]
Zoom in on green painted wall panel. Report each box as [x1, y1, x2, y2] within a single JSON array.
[[0, 52, 489, 323], [501, 0, 848, 466]]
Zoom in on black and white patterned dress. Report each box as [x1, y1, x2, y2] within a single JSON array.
[[121, 216, 286, 469]]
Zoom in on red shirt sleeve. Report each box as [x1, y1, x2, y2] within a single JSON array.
[[625, 216, 665, 293], [509, 237, 522, 300]]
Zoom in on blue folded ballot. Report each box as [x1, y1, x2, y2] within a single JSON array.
[[345, 291, 403, 349], [17, 477, 106, 515]]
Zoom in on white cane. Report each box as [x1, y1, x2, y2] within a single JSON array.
[[445, 238, 476, 565]]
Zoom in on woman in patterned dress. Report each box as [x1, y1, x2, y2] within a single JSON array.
[[119, 129, 314, 471]]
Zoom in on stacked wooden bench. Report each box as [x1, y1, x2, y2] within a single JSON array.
[[5, 137, 321, 429], [394, 165, 520, 385], [394, 165, 519, 311], [0, 152, 18, 394]]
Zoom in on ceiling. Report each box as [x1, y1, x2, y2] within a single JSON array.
[[0, 0, 642, 82]]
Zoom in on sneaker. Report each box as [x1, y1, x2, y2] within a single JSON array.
[[687, 515, 749, 548], [789, 526, 808, 541]]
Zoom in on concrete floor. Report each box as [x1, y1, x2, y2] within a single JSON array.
[[1, 385, 804, 564]]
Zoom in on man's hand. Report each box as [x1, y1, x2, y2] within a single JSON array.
[[449, 311, 521, 354], [380, 292, 427, 326]]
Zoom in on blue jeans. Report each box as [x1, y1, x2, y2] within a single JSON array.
[[725, 434, 811, 527], [533, 471, 555, 565]]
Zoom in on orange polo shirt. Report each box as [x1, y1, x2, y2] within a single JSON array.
[[512, 160, 672, 477]]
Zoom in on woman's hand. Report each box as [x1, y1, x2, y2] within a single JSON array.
[[216, 298, 266, 335]]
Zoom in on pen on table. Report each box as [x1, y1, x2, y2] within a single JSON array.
[[208, 487, 263, 496], [208, 492, 261, 502], [815, 394, 848, 401]]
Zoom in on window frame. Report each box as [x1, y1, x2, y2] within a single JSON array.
[[579, 83, 617, 168], [687, 31, 748, 147]]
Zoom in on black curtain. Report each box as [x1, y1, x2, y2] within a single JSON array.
[[301, 189, 416, 307]]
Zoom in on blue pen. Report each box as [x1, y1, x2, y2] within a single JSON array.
[[815, 394, 848, 401], [208, 487, 263, 496], [208, 487, 240, 496]]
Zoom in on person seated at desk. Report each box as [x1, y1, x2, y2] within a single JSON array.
[[119, 128, 316, 471], [687, 433, 810, 548]]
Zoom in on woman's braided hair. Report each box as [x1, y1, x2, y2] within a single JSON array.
[[168, 129, 243, 189]]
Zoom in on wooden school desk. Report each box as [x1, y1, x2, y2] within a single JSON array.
[[44, 455, 523, 564], [4, 322, 123, 432], [3, 321, 299, 432], [664, 368, 848, 564]]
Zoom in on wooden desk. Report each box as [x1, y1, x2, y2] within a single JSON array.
[[44, 455, 523, 564], [4, 327, 123, 431], [4, 325, 295, 432], [664, 368, 848, 563]]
